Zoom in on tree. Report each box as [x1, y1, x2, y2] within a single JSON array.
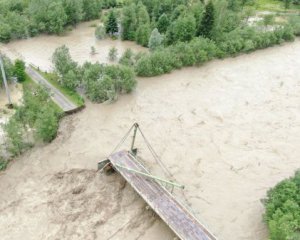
[[167, 14, 196, 43], [105, 10, 118, 35], [0, 22, 11, 42], [90, 46, 96, 55], [121, 4, 137, 40], [4, 117, 25, 156], [119, 48, 135, 66], [62, 0, 83, 25], [198, 1, 215, 38], [157, 13, 170, 33], [148, 28, 163, 51], [263, 170, 300, 240], [108, 47, 118, 61], [95, 25, 106, 39], [135, 23, 151, 46], [14, 59, 26, 82], [34, 106, 59, 142], [82, 0, 102, 20], [52, 45, 78, 89]]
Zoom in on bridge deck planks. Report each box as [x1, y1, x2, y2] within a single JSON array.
[[109, 150, 217, 240]]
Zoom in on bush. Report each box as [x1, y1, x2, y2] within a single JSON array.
[[119, 48, 135, 66], [14, 59, 26, 82], [34, 106, 59, 142], [108, 47, 118, 61], [81, 62, 136, 102], [262, 170, 300, 240], [95, 25, 106, 39], [0, 158, 8, 171], [3, 117, 25, 156]]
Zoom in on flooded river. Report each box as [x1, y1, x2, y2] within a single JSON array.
[[0, 21, 299, 240], [1, 20, 146, 71]]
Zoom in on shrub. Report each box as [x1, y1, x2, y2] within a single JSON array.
[[81, 63, 136, 102], [95, 25, 106, 39], [119, 48, 135, 66], [14, 59, 26, 82], [262, 170, 300, 240], [108, 47, 118, 61]]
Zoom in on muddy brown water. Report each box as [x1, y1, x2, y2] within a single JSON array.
[[0, 20, 146, 71], [0, 21, 300, 240]]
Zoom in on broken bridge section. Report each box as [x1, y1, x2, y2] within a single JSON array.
[[108, 150, 217, 240]]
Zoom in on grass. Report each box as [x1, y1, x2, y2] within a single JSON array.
[[0, 158, 8, 171], [33, 68, 85, 107], [22, 73, 64, 114], [254, 0, 300, 12]]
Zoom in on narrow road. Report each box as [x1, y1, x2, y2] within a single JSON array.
[[26, 66, 78, 113]]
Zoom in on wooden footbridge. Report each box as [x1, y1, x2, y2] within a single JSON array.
[[99, 124, 217, 240]]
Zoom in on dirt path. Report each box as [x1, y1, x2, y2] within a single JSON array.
[[0, 40, 300, 240]]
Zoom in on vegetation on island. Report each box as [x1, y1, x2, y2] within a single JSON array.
[[262, 170, 300, 240], [52, 45, 136, 103]]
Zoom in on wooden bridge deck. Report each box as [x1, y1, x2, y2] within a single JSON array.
[[108, 150, 217, 240]]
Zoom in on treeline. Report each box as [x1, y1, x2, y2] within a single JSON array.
[[108, 0, 298, 77], [52, 45, 136, 102], [262, 170, 300, 240], [119, 0, 253, 47], [0, 0, 118, 42], [134, 25, 295, 77]]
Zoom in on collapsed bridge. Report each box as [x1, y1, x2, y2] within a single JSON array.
[[98, 124, 217, 240]]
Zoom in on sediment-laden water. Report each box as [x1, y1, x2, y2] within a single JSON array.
[[0, 21, 299, 240]]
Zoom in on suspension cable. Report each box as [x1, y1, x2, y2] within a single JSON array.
[[110, 123, 135, 155], [136, 125, 173, 178]]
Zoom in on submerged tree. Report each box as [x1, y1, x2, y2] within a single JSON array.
[[108, 47, 118, 61]]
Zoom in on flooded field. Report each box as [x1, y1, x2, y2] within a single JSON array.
[[1, 20, 146, 71], [0, 21, 299, 240]]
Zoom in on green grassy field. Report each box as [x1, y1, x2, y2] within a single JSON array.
[[255, 0, 300, 12]]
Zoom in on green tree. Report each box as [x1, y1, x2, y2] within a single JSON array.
[[198, 1, 215, 38], [148, 28, 163, 51], [105, 10, 118, 35], [121, 4, 137, 40], [108, 47, 118, 61], [14, 59, 26, 82], [119, 48, 135, 66], [167, 14, 196, 43], [52, 45, 78, 89], [157, 13, 170, 33], [4, 117, 25, 156], [0, 22, 11, 42], [62, 0, 83, 25], [82, 0, 102, 20], [34, 106, 59, 142], [263, 170, 300, 240], [95, 25, 106, 39], [135, 23, 151, 46]]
